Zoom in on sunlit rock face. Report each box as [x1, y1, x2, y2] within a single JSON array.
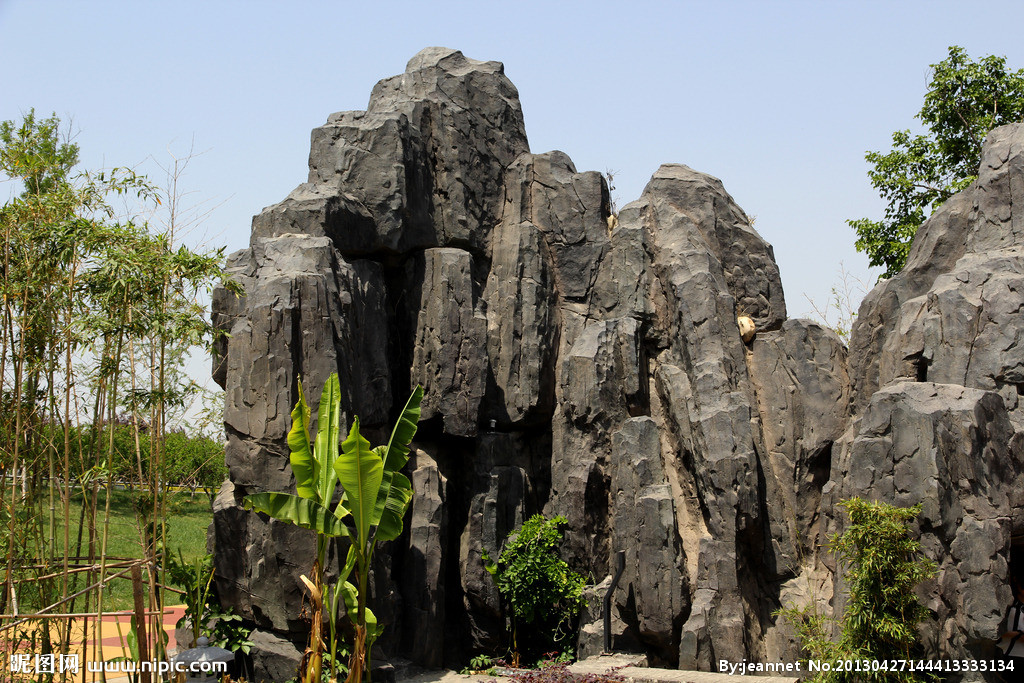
[[212, 48, 1024, 680]]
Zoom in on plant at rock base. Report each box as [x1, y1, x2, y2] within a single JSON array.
[[483, 514, 586, 664], [244, 374, 422, 683], [780, 498, 937, 683]]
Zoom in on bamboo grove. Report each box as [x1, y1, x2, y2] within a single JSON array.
[[0, 111, 233, 681]]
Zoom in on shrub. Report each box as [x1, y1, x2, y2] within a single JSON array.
[[484, 514, 586, 662], [781, 498, 937, 682]]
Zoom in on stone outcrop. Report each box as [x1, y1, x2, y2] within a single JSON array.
[[833, 124, 1024, 680], [212, 48, 1024, 682]]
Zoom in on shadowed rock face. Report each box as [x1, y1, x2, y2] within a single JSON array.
[[212, 48, 1024, 681]]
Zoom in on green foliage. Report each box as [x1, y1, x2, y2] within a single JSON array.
[[469, 654, 495, 672], [244, 374, 422, 683], [850, 46, 1024, 278], [165, 550, 254, 656], [0, 109, 233, 673], [165, 550, 215, 649], [483, 514, 586, 661], [50, 422, 226, 490], [208, 608, 255, 655], [780, 498, 937, 682], [0, 110, 79, 196]]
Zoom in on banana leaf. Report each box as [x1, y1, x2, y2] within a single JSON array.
[[244, 492, 350, 538], [335, 417, 382, 547]]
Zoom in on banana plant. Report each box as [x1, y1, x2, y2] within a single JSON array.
[[244, 373, 422, 683]]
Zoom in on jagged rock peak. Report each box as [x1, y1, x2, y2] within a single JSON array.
[[636, 162, 787, 330], [848, 123, 1024, 415], [252, 47, 529, 256], [365, 46, 526, 137], [405, 46, 507, 79]]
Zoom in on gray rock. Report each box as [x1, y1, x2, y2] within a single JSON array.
[[499, 152, 611, 301], [482, 217, 559, 427], [848, 124, 1024, 413], [590, 206, 667, 338], [248, 629, 303, 683], [829, 382, 1021, 665], [304, 48, 528, 256], [406, 248, 486, 436], [576, 575, 643, 660], [837, 124, 1024, 674], [550, 317, 643, 574], [642, 164, 786, 330], [609, 418, 687, 661], [213, 50, 1024, 677], [401, 449, 449, 667], [218, 234, 390, 493], [748, 319, 849, 572], [634, 168, 766, 668], [457, 431, 548, 653]]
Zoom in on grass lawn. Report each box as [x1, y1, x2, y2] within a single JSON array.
[[19, 488, 215, 612]]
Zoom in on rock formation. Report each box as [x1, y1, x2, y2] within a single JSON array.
[[212, 47, 1024, 682]]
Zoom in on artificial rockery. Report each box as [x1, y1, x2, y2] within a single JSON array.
[[211, 48, 1024, 682]]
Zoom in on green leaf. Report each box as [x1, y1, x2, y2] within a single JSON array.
[[374, 471, 413, 543], [364, 605, 380, 646], [335, 417, 383, 547], [381, 385, 423, 473], [243, 492, 349, 537], [481, 549, 498, 576], [126, 616, 140, 660], [288, 379, 315, 499], [850, 45, 1024, 278], [314, 374, 342, 504], [369, 386, 422, 533], [341, 580, 357, 612]]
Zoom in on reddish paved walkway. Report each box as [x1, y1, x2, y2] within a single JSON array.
[[2, 605, 185, 682]]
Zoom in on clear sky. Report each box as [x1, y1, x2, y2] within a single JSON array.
[[4, 0, 1024, 331]]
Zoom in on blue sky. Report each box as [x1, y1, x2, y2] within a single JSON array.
[[4, 0, 1024, 330]]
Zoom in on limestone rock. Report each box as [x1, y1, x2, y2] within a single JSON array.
[[609, 417, 687, 662], [748, 319, 849, 573], [643, 164, 786, 330], [456, 431, 548, 654], [406, 248, 486, 436], [829, 382, 1023, 664], [400, 450, 448, 667], [212, 49, 1024, 677], [307, 47, 527, 255], [839, 125, 1024, 672], [576, 575, 643, 660], [500, 152, 611, 301], [848, 124, 1024, 415], [247, 629, 303, 683], [482, 217, 559, 426]]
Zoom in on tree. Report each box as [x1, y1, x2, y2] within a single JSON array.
[[850, 46, 1024, 278], [0, 110, 231, 670]]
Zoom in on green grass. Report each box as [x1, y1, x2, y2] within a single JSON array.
[[20, 488, 214, 612]]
